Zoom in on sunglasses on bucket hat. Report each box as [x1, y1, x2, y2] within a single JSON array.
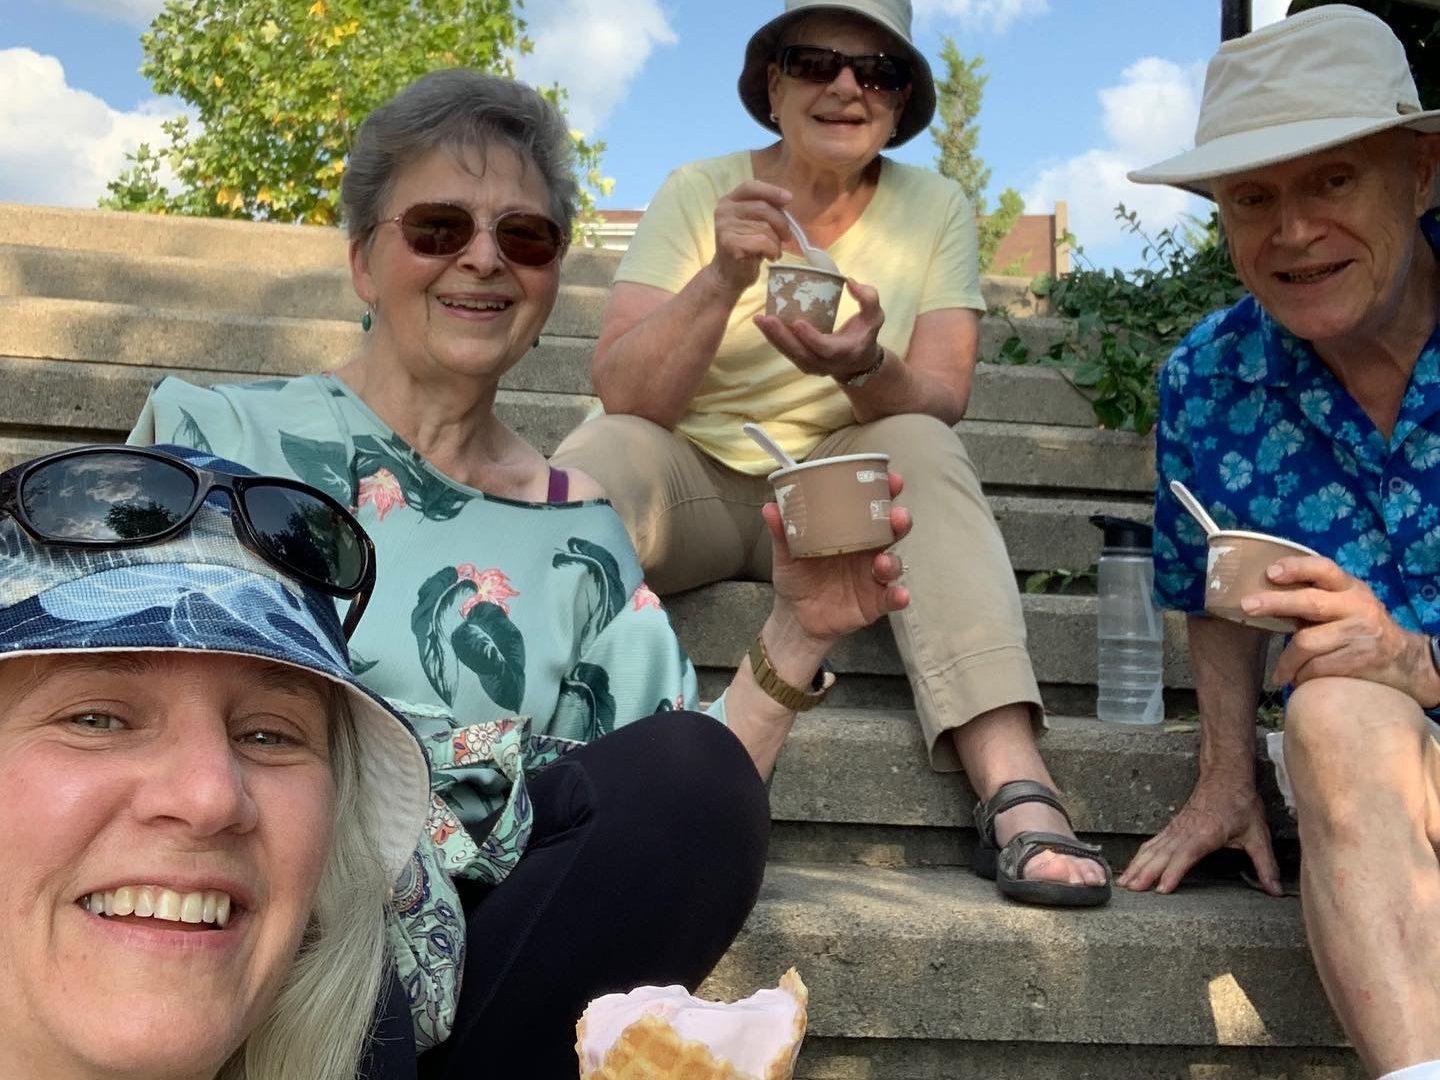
[[779, 44, 911, 94], [383, 202, 567, 266], [0, 445, 376, 638]]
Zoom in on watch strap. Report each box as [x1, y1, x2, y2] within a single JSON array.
[[745, 633, 834, 712], [836, 342, 886, 388]]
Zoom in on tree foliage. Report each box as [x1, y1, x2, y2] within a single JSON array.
[[929, 38, 1024, 272], [100, 0, 611, 236]]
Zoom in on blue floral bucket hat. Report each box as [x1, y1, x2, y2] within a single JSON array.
[[0, 443, 429, 882]]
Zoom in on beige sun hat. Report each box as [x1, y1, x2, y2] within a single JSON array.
[[737, 0, 936, 147], [1129, 4, 1440, 196]]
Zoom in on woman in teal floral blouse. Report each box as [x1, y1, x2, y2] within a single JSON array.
[[130, 70, 910, 1078]]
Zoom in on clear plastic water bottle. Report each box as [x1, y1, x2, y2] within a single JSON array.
[[1090, 514, 1164, 726]]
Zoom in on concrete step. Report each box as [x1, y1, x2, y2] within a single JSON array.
[[701, 864, 1342, 1049], [0, 221, 1052, 315], [0, 295, 1074, 401], [793, 1038, 1359, 1079], [668, 583, 1193, 690], [0, 244, 611, 337], [0, 204, 623, 286], [766, 709, 1294, 872], [775, 712, 1204, 836]]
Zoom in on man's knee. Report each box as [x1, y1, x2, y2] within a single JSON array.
[[1286, 677, 1421, 762], [1285, 677, 1427, 823]]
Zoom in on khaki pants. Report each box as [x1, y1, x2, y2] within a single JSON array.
[[552, 412, 1042, 770]]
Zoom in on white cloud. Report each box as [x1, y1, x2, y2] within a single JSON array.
[[0, 49, 184, 208], [1021, 57, 1207, 266], [514, 0, 677, 135], [55, 0, 164, 25], [912, 0, 1049, 34], [1250, 0, 1291, 29]]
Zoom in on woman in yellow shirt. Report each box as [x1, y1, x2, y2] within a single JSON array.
[[555, 0, 1111, 906]]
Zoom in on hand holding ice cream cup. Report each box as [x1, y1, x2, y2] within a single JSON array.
[[1204, 530, 1322, 632]]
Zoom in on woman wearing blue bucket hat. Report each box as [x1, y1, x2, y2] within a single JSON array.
[[0, 442, 429, 1080]]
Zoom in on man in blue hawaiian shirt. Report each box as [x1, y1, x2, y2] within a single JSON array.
[[1123, 6, 1440, 1077]]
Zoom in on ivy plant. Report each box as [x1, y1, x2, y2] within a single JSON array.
[[997, 205, 1246, 436]]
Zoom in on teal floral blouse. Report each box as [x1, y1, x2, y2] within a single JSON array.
[[129, 373, 714, 1050]]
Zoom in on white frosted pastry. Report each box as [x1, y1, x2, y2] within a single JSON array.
[[576, 969, 808, 1080]]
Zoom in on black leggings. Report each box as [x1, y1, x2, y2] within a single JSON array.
[[370, 711, 769, 1079]]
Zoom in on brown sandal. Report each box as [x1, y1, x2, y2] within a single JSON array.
[[972, 780, 1112, 907]]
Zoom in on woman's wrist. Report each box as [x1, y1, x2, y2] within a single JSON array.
[[760, 607, 834, 688], [701, 258, 754, 303]]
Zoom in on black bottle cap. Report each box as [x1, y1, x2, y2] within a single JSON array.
[[1089, 514, 1153, 554]]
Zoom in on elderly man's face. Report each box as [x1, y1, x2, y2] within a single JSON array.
[[1215, 130, 1438, 349], [0, 652, 335, 1079]]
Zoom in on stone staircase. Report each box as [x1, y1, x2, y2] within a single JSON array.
[[0, 203, 1357, 1078]]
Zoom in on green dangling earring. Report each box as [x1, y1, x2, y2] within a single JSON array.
[[361, 308, 373, 332]]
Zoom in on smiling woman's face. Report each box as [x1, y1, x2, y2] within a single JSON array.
[[0, 651, 336, 1080], [766, 14, 909, 174], [351, 142, 563, 388]]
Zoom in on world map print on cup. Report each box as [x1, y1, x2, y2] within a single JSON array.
[[767, 263, 845, 333]]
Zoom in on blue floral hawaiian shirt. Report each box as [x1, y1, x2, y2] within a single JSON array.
[[1153, 210, 1440, 640]]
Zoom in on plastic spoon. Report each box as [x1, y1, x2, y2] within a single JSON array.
[[743, 422, 799, 470], [1168, 479, 1220, 537], [780, 209, 842, 275]]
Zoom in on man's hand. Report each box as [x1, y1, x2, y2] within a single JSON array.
[[1246, 555, 1440, 706], [1118, 773, 1282, 895], [754, 279, 887, 383]]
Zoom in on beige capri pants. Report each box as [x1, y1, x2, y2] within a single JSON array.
[[551, 411, 1043, 771]]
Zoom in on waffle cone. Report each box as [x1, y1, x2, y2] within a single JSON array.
[[577, 969, 808, 1080]]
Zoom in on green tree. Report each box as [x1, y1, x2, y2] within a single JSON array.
[[929, 38, 1024, 272], [100, 0, 612, 237]]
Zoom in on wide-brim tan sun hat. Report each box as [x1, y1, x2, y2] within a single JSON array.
[[1130, 4, 1440, 197], [738, 0, 936, 147]]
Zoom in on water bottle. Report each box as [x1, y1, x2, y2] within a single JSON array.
[[1090, 514, 1164, 726]]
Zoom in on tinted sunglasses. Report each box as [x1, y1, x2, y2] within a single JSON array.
[[779, 45, 912, 94], [0, 446, 376, 639], [385, 203, 567, 266]]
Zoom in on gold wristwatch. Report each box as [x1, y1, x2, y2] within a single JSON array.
[[745, 633, 835, 712]]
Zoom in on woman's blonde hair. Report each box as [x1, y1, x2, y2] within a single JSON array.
[[219, 688, 392, 1080]]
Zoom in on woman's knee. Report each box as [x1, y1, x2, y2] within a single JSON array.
[[552, 415, 678, 497]]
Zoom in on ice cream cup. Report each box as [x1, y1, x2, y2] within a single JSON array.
[[1205, 530, 1321, 633], [768, 453, 893, 559], [766, 263, 846, 334]]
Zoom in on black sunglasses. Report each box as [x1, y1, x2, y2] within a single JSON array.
[[0, 446, 377, 639], [779, 44, 912, 94], [384, 203, 568, 267]]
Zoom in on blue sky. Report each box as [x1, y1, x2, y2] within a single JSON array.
[[0, 0, 1293, 268]]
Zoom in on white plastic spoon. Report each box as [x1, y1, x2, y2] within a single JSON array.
[[780, 209, 842, 275], [743, 422, 799, 470], [1168, 479, 1220, 537]]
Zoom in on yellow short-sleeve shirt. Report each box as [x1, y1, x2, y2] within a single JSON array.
[[615, 151, 984, 474]]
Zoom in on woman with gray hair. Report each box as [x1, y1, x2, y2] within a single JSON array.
[[130, 69, 912, 1075]]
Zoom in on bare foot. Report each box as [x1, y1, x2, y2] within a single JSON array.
[[992, 799, 1108, 886]]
